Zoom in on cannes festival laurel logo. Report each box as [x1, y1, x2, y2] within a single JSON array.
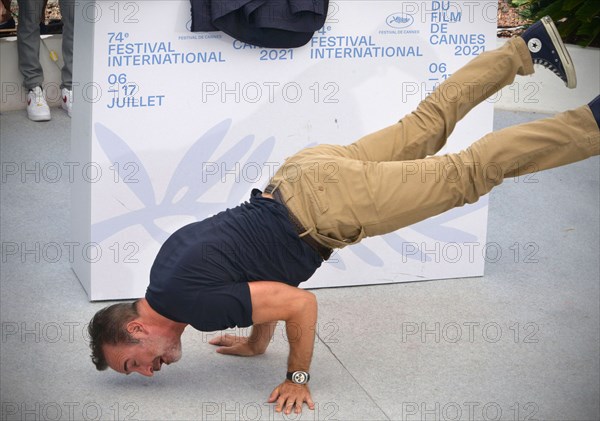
[[386, 12, 414, 29], [92, 119, 484, 270]]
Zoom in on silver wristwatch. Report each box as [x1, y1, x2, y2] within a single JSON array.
[[286, 370, 310, 384]]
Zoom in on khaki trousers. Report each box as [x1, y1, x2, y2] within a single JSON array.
[[267, 37, 600, 251]]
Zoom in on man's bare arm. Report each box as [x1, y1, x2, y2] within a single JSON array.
[[248, 281, 317, 414]]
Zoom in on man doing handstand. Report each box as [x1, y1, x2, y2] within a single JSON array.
[[87, 17, 599, 415]]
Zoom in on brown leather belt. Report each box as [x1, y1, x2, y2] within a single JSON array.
[[266, 186, 332, 261]]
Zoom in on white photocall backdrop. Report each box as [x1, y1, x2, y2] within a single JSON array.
[[71, 0, 498, 300]]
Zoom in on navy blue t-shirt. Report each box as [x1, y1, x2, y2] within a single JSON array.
[[145, 189, 322, 332]]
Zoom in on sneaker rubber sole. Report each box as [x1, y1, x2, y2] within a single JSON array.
[[541, 16, 577, 89], [27, 112, 51, 122]]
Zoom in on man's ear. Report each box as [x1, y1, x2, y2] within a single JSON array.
[[125, 320, 148, 336]]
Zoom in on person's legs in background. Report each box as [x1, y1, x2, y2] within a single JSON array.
[[17, 0, 50, 121], [59, 0, 74, 117]]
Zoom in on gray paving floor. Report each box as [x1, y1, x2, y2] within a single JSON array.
[[1, 107, 598, 421]]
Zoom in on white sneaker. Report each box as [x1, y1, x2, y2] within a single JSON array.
[[26, 86, 51, 121], [61, 87, 72, 117]]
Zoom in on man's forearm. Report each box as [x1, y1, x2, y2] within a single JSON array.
[[247, 282, 318, 412], [285, 293, 317, 373], [249, 321, 277, 354]]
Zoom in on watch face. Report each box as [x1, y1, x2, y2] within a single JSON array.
[[292, 371, 308, 384]]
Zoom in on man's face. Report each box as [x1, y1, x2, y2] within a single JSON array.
[[103, 325, 182, 376]]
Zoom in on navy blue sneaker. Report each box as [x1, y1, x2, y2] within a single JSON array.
[[588, 95, 600, 130], [521, 16, 576, 89]]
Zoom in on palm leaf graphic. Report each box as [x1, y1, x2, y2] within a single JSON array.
[[324, 250, 346, 269], [226, 136, 276, 204], [382, 233, 432, 262], [347, 243, 385, 266], [91, 119, 268, 243], [94, 123, 156, 207], [91, 119, 489, 270], [410, 199, 487, 243], [162, 119, 231, 205], [326, 199, 489, 269], [163, 133, 255, 207], [92, 120, 235, 243], [93, 123, 171, 242], [189, 134, 255, 203], [412, 224, 477, 243]]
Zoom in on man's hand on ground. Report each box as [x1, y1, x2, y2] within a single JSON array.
[[209, 334, 261, 356], [268, 380, 315, 414], [210, 321, 277, 356]]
